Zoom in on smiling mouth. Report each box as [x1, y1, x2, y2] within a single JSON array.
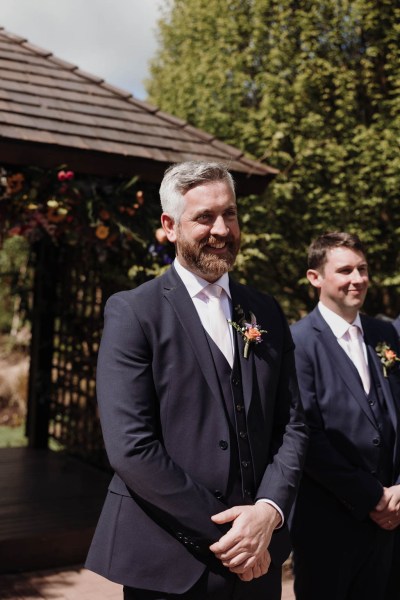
[[206, 241, 226, 250]]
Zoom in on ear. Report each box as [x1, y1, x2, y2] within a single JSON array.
[[307, 268, 323, 289], [161, 213, 177, 243]]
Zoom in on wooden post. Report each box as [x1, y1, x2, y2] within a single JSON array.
[[26, 238, 58, 449]]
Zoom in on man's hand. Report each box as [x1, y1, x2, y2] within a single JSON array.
[[237, 549, 271, 582], [369, 485, 400, 530], [209, 503, 281, 579]]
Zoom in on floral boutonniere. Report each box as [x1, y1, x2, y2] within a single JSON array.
[[375, 342, 400, 377], [229, 304, 267, 359]]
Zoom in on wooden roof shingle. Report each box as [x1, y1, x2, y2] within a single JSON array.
[[0, 27, 277, 192]]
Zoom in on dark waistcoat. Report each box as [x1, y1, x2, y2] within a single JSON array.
[[205, 332, 256, 505], [366, 355, 395, 486]]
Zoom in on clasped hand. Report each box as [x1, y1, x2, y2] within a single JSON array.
[[209, 503, 281, 581], [369, 485, 400, 531]]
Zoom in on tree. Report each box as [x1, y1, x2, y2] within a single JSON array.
[[147, 0, 400, 319]]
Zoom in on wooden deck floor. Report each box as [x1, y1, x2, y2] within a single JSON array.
[[0, 447, 110, 574]]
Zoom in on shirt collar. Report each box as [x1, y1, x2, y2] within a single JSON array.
[[318, 301, 364, 339], [174, 258, 231, 299]]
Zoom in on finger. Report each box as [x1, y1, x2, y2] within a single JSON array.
[[374, 489, 389, 512], [228, 556, 256, 573], [211, 507, 241, 524], [220, 550, 250, 567], [210, 533, 241, 555], [239, 570, 254, 582]]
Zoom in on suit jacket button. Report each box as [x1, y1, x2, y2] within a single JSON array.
[[219, 440, 228, 450], [214, 489, 224, 499], [372, 437, 380, 446]]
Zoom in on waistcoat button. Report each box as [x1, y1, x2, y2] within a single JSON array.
[[219, 440, 228, 450]]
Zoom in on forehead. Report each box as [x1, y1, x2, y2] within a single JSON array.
[[325, 246, 367, 268], [182, 180, 236, 210]]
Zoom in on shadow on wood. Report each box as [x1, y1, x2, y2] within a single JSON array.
[[0, 447, 110, 573]]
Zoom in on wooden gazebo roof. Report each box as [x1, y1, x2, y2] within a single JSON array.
[[0, 27, 277, 194]]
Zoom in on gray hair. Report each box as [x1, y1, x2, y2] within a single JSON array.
[[159, 161, 236, 222]]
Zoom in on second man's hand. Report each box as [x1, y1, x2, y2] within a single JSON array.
[[209, 503, 281, 580]]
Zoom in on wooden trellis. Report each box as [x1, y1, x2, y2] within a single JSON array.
[[48, 250, 106, 467]]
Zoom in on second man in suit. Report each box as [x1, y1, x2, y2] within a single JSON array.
[[290, 232, 400, 600]]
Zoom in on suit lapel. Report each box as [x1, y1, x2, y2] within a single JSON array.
[[161, 267, 223, 404], [311, 308, 378, 427], [362, 320, 399, 434]]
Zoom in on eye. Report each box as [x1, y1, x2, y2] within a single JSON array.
[[196, 213, 212, 223], [224, 208, 238, 219]]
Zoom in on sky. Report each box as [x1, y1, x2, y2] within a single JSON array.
[[0, 0, 164, 99]]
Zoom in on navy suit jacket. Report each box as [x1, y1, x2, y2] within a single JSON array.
[[291, 307, 400, 524], [393, 315, 400, 338], [86, 266, 307, 593]]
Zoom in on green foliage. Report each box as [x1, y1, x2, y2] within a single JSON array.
[[0, 236, 30, 333], [148, 0, 400, 319]]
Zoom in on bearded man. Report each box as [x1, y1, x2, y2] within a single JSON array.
[[86, 161, 307, 600]]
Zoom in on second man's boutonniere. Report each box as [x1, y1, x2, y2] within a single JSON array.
[[229, 304, 267, 359], [375, 342, 400, 377]]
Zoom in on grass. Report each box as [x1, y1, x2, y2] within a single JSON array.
[[0, 424, 28, 447], [0, 424, 65, 451]]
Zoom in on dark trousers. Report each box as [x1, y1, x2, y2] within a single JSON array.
[[123, 565, 282, 600], [291, 512, 394, 600], [384, 530, 400, 600]]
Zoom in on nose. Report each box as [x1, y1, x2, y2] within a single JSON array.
[[211, 215, 229, 236], [352, 269, 366, 283]]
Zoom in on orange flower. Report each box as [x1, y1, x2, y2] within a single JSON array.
[[155, 227, 168, 244], [376, 342, 400, 377], [229, 306, 267, 359], [95, 225, 110, 239], [6, 173, 24, 194], [47, 208, 67, 223], [385, 349, 396, 361], [244, 327, 261, 341]]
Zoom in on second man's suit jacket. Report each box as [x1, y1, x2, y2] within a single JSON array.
[[86, 266, 308, 593], [290, 307, 400, 526]]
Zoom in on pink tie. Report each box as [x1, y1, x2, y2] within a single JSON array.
[[348, 325, 370, 394], [204, 284, 234, 367]]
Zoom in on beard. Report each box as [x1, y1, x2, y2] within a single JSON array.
[[176, 231, 240, 280]]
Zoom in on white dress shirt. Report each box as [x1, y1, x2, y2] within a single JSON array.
[[318, 302, 369, 365], [174, 259, 235, 353]]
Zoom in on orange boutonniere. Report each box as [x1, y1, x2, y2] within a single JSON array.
[[375, 342, 400, 377], [229, 305, 267, 359]]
